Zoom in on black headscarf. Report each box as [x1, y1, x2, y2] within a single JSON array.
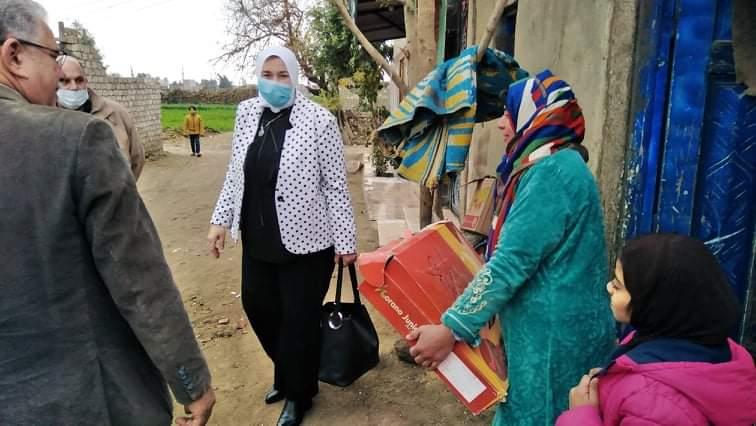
[[621, 233, 740, 348]]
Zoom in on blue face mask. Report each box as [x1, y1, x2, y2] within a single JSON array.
[[258, 78, 293, 109], [57, 89, 89, 109]]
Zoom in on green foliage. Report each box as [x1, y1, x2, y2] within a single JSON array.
[[311, 94, 341, 113], [308, 2, 391, 112], [161, 104, 237, 133], [370, 141, 394, 176], [351, 69, 383, 111]]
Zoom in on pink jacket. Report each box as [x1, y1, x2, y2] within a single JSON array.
[[556, 338, 756, 425]]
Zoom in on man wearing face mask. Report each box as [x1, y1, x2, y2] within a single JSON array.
[[58, 56, 145, 180]]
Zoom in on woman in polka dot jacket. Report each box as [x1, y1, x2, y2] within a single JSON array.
[[207, 46, 357, 426]]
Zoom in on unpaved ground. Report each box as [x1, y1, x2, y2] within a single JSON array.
[[137, 133, 493, 425]]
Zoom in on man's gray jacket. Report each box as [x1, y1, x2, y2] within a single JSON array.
[[0, 84, 211, 425]]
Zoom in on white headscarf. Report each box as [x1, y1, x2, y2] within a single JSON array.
[[255, 46, 300, 112]]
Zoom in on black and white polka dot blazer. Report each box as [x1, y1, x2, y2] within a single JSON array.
[[210, 94, 357, 255]]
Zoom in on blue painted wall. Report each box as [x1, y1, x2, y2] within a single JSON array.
[[624, 0, 755, 347]]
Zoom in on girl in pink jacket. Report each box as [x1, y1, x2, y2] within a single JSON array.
[[557, 234, 756, 426]]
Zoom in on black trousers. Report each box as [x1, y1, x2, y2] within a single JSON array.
[[241, 246, 335, 401], [188, 134, 201, 153]]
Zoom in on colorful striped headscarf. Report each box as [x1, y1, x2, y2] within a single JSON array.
[[487, 70, 586, 256]]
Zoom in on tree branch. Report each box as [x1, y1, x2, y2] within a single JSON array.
[[327, 0, 409, 96]]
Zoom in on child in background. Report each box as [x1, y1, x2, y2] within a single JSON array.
[[183, 105, 205, 157], [557, 233, 756, 426]]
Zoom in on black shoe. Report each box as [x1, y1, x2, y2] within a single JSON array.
[[197, 153, 202, 157], [265, 387, 285, 404], [276, 399, 312, 426]]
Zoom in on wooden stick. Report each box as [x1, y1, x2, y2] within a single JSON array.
[[329, 0, 410, 95], [476, 0, 515, 62], [415, 0, 438, 226]]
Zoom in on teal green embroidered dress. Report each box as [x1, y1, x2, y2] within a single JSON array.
[[443, 150, 615, 425]]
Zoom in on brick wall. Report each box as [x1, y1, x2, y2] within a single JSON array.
[[59, 24, 163, 157]]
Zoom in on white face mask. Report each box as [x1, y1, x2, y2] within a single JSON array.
[[57, 89, 90, 110]]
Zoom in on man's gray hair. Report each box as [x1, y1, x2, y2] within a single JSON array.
[[0, 0, 47, 42]]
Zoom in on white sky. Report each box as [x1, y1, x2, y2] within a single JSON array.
[[38, 0, 249, 85]]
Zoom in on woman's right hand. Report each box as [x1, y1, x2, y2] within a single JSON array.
[[406, 324, 455, 369], [207, 225, 227, 259]]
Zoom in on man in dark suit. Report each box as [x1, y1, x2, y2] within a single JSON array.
[[0, 1, 215, 425]]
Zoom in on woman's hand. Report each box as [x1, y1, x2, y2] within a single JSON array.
[[335, 253, 358, 266], [568, 372, 600, 409], [406, 324, 456, 369], [207, 225, 227, 259]]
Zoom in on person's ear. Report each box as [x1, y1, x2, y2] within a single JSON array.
[[0, 39, 27, 77]]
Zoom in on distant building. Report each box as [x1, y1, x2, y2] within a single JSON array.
[[181, 79, 200, 92]]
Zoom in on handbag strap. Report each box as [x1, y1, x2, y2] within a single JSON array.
[[335, 259, 362, 308]]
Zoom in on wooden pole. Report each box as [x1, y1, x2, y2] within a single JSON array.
[[458, 0, 475, 219], [415, 0, 438, 228], [475, 0, 514, 62], [329, 0, 410, 95]]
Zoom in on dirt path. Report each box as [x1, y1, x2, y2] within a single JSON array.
[[138, 134, 492, 425]]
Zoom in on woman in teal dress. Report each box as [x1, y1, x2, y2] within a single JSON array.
[[407, 70, 615, 425]]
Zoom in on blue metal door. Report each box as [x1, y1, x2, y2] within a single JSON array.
[[624, 0, 755, 349]]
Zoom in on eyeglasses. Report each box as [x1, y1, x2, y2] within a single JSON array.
[[0, 37, 67, 65]]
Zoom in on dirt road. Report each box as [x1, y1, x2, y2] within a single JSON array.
[[138, 134, 492, 425]]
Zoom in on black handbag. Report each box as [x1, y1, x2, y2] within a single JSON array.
[[319, 261, 380, 387]]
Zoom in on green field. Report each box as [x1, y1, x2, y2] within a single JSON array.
[[161, 104, 237, 133]]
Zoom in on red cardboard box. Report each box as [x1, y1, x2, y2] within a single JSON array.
[[461, 177, 496, 236], [358, 221, 508, 415]]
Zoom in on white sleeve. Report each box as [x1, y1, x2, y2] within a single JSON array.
[[317, 116, 357, 254]]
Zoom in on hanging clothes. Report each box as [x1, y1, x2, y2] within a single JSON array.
[[377, 46, 528, 188]]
